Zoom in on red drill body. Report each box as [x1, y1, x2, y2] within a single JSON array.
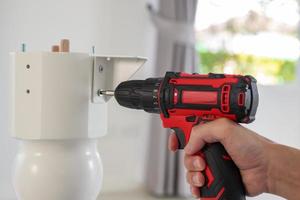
[[157, 72, 257, 149], [114, 72, 258, 200]]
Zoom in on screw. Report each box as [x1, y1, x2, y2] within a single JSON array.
[[21, 43, 26, 52], [99, 65, 104, 72], [26, 64, 30, 69], [97, 90, 114, 96]]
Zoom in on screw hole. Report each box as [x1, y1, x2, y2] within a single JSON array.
[[26, 89, 30, 94], [26, 64, 30, 69]]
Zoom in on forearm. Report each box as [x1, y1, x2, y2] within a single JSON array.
[[267, 143, 300, 199]]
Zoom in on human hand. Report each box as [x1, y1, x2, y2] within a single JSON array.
[[168, 118, 273, 198]]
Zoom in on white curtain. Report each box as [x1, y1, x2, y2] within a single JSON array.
[[145, 0, 198, 197]]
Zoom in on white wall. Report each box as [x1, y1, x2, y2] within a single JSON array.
[[246, 85, 300, 200], [94, 0, 157, 193], [247, 85, 300, 149]]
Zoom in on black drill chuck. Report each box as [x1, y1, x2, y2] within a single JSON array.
[[114, 78, 162, 113]]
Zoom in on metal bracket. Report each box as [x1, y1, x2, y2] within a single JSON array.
[[92, 56, 147, 103]]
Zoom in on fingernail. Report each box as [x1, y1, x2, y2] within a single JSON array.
[[192, 175, 201, 185], [193, 159, 201, 170], [190, 187, 198, 199]]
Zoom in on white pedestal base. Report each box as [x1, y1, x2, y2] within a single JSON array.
[[13, 139, 102, 200], [9, 52, 146, 199]]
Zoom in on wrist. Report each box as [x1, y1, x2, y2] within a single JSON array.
[[265, 143, 278, 195], [266, 143, 300, 199]]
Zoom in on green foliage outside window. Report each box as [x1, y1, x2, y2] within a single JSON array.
[[198, 50, 297, 84]]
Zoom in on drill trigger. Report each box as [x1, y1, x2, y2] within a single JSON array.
[[171, 128, 186, 149]]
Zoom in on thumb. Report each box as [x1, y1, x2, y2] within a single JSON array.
[[184, 118, 236, 155]]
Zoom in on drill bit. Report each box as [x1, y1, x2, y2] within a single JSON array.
[[97, 90, 115, 96]]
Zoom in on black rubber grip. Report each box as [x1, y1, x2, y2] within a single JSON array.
[[200, 143, 245, 200]]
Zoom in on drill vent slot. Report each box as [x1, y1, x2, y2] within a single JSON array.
[[221, 85, 231, 113]]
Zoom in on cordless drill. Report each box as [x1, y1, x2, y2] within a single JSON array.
[[100, 72, 258, 200]]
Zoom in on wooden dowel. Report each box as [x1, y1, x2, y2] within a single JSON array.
[[51, 45, 60, 52], [60, 39, 70, 52]]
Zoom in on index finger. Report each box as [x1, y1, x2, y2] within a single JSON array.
[[184, 118, 236, 155], [168, 132, 179, 152]]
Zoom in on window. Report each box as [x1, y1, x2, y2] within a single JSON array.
[[195, 0, 299, 84]]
